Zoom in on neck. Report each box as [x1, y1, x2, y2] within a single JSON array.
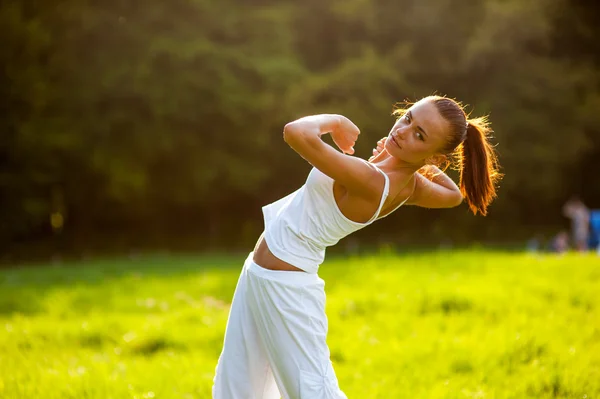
[[372, 151, 423, 174]]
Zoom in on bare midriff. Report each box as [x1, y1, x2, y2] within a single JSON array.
[[252, 233, 306, 272]]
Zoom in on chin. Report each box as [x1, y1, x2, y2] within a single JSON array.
[[384, 139, 398, 154], [386, 144, 419, 165], [385, 141, 403, 158]]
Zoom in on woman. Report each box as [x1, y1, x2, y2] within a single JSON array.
[[212, 95, 501, 399]]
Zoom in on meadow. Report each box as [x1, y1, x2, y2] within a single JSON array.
[[1, 250, 599, 398]]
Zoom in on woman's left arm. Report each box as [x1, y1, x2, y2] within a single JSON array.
[[405, 166, 463, 209], [368, 141, 462, 209]]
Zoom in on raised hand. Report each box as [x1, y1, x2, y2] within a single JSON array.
[[368, 137, 388, 161], [331, 116, 360, 155]]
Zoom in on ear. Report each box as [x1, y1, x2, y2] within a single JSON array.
[[426, 154, 447, 166]]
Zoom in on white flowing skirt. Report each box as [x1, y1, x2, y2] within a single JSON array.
[[212, 252, 347, 399]]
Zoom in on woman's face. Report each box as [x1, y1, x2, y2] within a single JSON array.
[[384, 99, 450, 165]]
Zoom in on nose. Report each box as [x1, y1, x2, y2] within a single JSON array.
[[395, 125, 408, 139]]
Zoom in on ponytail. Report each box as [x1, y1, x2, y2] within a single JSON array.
[[423, 95, 502, 215], [458, 116, 501, 215]]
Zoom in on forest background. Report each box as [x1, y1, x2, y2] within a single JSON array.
[[2, 0, 599, 258]]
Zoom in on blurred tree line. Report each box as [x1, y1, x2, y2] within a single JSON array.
[[1, 0, 599, 256]]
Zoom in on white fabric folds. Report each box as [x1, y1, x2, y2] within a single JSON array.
[[212, 252, 347, 399]]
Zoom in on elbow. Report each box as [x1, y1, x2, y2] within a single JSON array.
[[283, 121, 303, 145], [443, 190, 463, 208], [450, 192, 464, 208], [283, 120, 319, 149]]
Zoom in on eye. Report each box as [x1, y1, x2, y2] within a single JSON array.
[[405, 114, 411, 123], [416, 132, 424, 141]]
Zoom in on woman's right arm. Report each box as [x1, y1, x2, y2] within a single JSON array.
[[283, 115, 383, 196]]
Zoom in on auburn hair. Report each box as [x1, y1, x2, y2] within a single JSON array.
[[393, 95, 502, 215]]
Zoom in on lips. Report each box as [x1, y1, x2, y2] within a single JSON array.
[[391, 134, 401, 149]]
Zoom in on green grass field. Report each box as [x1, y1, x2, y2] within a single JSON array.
[[1, 251, 599, 398]]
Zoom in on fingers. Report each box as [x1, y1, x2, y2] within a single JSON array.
[[342, 134, 358, 155], [332, 115, 360, 155], [342, 142, 355, 155], [370, 136, 386, 158], [341, 116, 360, 141]]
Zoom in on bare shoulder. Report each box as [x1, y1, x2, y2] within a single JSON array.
[[334, 157, 387, 200]]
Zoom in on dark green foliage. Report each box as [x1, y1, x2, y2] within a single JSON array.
[[1, 0, 599, 253]]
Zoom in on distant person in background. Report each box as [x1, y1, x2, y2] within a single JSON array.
[[589, 210, 600, 253], [213, 96, 501, 399], [550, 231, 569, 254], [562, 197, 590, 252]]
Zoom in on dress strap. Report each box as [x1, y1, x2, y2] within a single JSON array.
[[361, 160, 390, 223], [377, 173, 417, 220]]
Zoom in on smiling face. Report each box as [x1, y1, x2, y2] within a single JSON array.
[[384, 98, 451, 165]]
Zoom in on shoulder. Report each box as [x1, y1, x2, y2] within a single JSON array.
[[337, 158, 387, 200]]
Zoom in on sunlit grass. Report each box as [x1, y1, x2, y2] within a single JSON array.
[[1, 251, 599, 398]]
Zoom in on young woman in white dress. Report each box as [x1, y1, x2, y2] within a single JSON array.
[[213, 95, 501, 399]]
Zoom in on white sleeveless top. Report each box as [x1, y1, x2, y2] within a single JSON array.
[[262, 161, 409, 273]]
